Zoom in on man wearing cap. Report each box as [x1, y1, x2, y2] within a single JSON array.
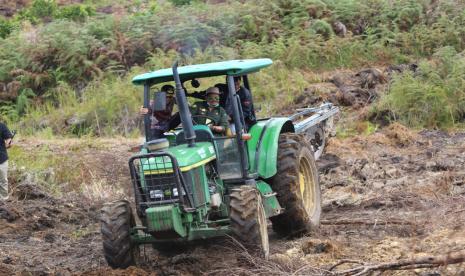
[[140, 84, 176, 140], [191, 87, 229, 136]]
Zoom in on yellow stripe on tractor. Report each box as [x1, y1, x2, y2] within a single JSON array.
[[144, 156, 216, 175]]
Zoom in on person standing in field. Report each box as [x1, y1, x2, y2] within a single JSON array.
[[0, 122, 13, 200]]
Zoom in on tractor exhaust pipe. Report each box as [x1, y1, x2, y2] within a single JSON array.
[[172, 61, 196, 147]]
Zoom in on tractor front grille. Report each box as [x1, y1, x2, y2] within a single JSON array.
[[129, 152, 193, 215]]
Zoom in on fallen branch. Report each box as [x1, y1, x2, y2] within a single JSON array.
[[328, 259, 366, 271], [321, 219, 414, 226], [328, 250, 465, 276], [450, 208, 465, 214]]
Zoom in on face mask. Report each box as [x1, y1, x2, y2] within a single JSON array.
[[207, 94, 219, 108]]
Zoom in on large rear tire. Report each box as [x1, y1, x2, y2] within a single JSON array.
[[270, 133, 321, 237], [100, 200, 139, 269], [229, 185, 269, 259]]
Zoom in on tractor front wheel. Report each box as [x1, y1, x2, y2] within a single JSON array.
[[229, 185, 269, 259], [100, 200, 139, 269], [270, 133, 321, 237]]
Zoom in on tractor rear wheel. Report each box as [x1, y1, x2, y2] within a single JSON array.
[[229, 185, 269, 259], [270, 133, 321, 237], [100, 200, 139, 269]]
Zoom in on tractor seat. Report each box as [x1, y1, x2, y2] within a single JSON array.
[[146, 138, 169, 151], [176, 127, 214, 145]]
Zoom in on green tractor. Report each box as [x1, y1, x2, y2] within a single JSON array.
[[100, 59, 338, 267]]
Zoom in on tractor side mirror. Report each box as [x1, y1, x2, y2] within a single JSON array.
[[153, 92, 167, 111]]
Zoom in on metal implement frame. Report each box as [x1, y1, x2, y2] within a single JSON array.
[[291, 102, 339, 134]]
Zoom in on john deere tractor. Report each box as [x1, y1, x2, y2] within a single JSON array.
[[100, 59, 338, 268]]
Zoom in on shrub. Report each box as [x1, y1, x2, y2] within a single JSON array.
[[306, 0, 328, 18], [0, 18, 15, 38], [30, 0, 58, 19], [395, 3, 423, 31], [378, 47, 465, 128], [168, 0, 193, 6], [17, 0, 58, 23], [308, 19, 334, 39], [57, 5, 95, 22]]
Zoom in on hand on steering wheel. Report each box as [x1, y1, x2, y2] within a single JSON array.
[[191, 114, 216, 126]]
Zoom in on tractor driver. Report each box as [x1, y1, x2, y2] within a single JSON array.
[[190, 77, 256, 131], [191, 87, 229, 136]]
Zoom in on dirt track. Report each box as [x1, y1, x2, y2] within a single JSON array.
[[0, 65, 464, 274], [0, 125, 464, 275]]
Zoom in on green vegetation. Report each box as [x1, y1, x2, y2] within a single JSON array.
[[15, 0, 95, 23], [168, 0, 195, 6], [0, 0, 464, 135], [9, 144, 82, 195], [0, 18, 16, 38], [308, 19, 334, 39], [378, 47, 465, 128], [8, 138, 127, 198]]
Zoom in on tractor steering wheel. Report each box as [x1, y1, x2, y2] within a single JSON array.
[[191, 114, 217, 126]]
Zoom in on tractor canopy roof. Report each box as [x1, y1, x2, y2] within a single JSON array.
[[132, 58, 273, 85]]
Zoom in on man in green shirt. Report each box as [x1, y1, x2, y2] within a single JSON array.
[[191, 87, 229, 136]]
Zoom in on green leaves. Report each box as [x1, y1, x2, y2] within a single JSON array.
[[308, 19, 334, 39], [380, 47, 465, 128], [56, 5, 95, 22], [29, 0, 58, 19], [0, 19, 17, 39]]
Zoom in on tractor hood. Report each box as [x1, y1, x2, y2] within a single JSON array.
[[141, 142, 216, 174]]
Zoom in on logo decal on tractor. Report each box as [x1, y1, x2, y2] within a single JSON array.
[[197, 148, 207, 158]]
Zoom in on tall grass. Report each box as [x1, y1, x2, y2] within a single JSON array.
[[19, 72, 143, 137], [378, 47, 465, 128]]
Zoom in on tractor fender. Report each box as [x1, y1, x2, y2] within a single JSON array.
[[247, 117, 294, 178]]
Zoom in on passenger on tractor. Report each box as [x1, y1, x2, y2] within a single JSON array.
[[233, 76, 256, 130], [139, 84, 175, 140], [190, 87, 229, 136]]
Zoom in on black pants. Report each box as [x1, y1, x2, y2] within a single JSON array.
[[147, 128, 166, 141], [168, 112, 181, 130]]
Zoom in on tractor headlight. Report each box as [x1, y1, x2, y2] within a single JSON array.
[[172, 188, 185, 197]]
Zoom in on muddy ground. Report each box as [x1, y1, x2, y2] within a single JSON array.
[[0, 125, 464, 275], [0, 68, 464, 275]]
